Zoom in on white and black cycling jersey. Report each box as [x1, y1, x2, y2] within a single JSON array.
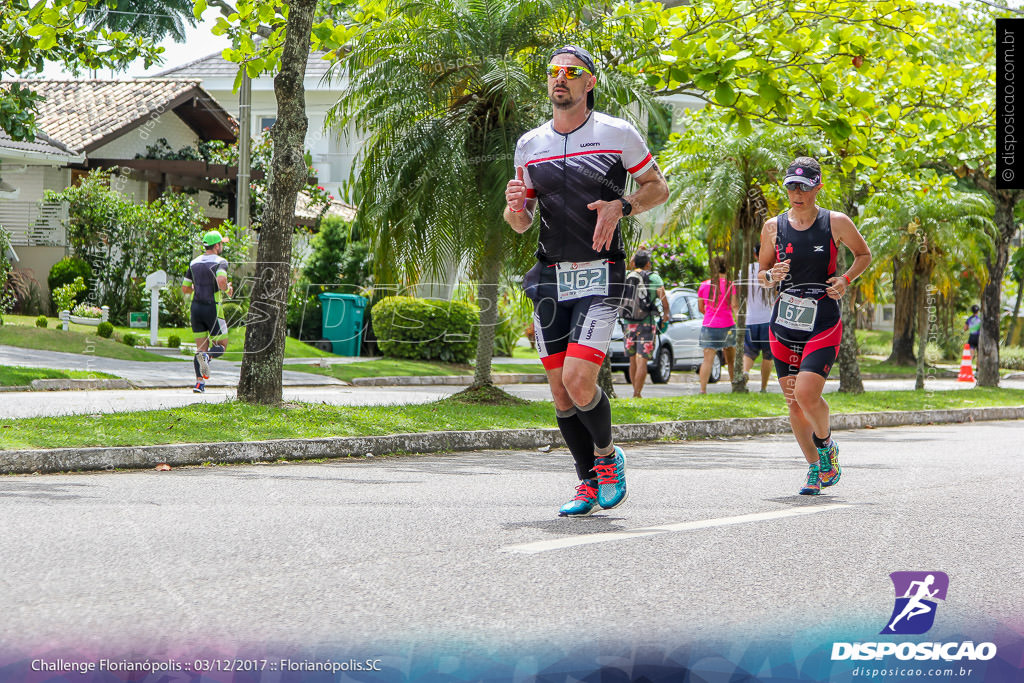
[[514, 111, 655, 264]]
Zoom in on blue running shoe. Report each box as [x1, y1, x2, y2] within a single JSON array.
[[193, 380, 205, 394], [818, 440, 841, 487], [559, 479, 599, 517], [594, 446, 628, 509], [799, 462, 821, 495]]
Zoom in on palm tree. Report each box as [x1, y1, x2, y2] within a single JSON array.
[[861, 188, 995, 386], [328, 0, 658, 389], [660, 115, 798, 392], [86, 0, 196, 42]]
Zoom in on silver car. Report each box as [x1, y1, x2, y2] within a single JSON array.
[[608, 286, 725, 384]]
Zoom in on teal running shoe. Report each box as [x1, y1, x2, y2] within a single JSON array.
[[818, 440, 841, 487], [594, 446, 628, 509], [559, 479, 599, 517], [799, 462, 821, 495]]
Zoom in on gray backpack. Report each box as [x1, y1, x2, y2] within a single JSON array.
[[621, 269, 655, 321]]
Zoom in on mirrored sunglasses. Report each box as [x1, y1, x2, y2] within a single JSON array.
[[546, 64, 593, 80]]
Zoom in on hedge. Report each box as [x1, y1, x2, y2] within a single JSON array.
[[371, 296, 479, 363]]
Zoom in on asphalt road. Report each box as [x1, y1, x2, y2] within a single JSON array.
[[0, 421, 1019, 664]]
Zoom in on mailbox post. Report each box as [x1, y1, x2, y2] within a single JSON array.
[[145, 270, 167, 346]]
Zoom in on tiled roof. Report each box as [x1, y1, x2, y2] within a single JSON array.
[[4, 79, 231, 153], [156, 50, 335, 80], [295, 191, 356, 223], [0, 128, 81, 159]]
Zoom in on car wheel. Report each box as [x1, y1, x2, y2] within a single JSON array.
[[649, 345, 672, 384], [623, 368, 631, 384], [708, 351, 723, 383]]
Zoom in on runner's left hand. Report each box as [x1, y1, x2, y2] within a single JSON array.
[[586, 199, 624, 251], [825, 276, 847, 299]]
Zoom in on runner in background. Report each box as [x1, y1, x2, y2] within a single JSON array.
[[758, 157, 871, 495], [182, 231, 233, 394]]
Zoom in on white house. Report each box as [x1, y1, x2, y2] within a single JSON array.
[[157, 51, 359, 201], [0, 78, 237, 302]]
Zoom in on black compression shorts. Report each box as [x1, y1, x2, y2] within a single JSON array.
[[769, 297, 842, 379], [523, 259, 625, 370], [190, 301, 227, 337]]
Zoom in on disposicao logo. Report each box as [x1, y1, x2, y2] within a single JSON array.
[[882, 571, 948, 635], [831, 571, 997, 663]]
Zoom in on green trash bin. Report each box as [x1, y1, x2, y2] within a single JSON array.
[[319, 293, 367, 356]]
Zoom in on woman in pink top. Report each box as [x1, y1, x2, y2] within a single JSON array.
[[697, 255, 737, 393]]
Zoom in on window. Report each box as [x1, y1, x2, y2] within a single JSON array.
[[685, 294, 701, 319], [670, 294, 690, 319], [259, 116, 277, 132]]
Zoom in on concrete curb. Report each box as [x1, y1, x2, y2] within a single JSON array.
[[1, 405, 1021, 475], [351, 373, 548, 386], [29, 379, 136, 391]]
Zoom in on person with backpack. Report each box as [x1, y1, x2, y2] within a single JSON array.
[[698, 254, 737, 394], [622, 249, 671, 398]]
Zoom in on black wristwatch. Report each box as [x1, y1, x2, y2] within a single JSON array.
[[619, 197, 633, 216]]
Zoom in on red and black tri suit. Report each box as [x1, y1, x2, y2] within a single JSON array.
[[768, 208, 843, 379]]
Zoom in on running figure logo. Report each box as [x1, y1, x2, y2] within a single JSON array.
[[881, 571, 949, 635]]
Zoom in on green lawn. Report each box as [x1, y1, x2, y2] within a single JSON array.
[[509, 344, 538, 359], [1, 314, 332, 360], [287, 358, 547, 382], [0, 325, 172, 362], [857, 359, 957, 376], [0, 366, 120, 387], [1, 387, 1021, 451]]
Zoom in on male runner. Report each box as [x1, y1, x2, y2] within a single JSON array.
[[504, 45, 669, 516], [182, 230, 233, 393], [758, 157, 871, 495]]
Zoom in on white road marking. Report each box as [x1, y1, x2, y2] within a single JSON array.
[[501, 503, 852, 554]]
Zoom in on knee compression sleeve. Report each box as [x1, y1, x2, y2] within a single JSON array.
[[208, 344, 225, 360]]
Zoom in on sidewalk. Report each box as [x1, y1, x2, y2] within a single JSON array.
[[0, 345, 343, 389]]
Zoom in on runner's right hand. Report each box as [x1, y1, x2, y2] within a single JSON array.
[[505, 166, 527, 213], [770, 259, 790, 282]]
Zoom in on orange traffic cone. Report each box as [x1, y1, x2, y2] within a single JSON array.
[[957, 344, 975, 383]]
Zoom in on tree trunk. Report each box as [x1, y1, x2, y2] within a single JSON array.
[[979, 225, 1010, 387], [1006, 280, 1023, 346], [837, 246, 864, 393], [973, 178, 1023, 386], [915, 280, 933, 391], [471, 227, 503, 388], [729, 187, 765, 394], [887, 266, 917, 365], [237, 0, 315, 405]]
